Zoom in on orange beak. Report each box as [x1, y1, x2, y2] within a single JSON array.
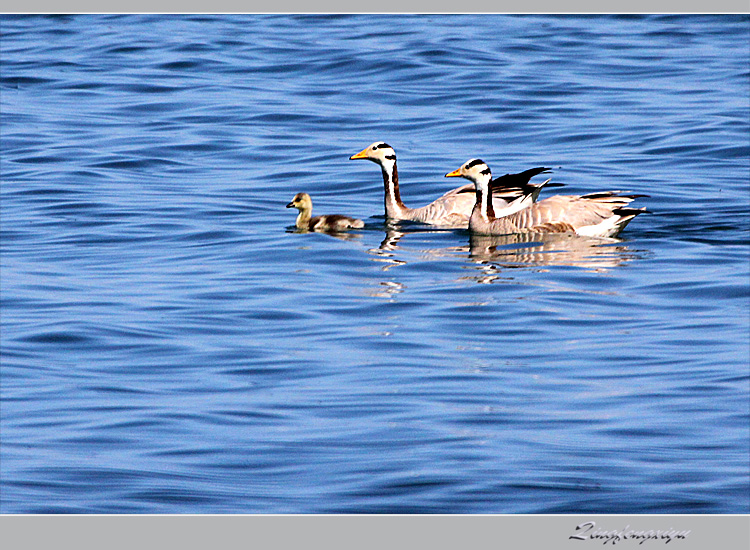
[[349, 147, 369, 160], [445, 168, 462, 178]]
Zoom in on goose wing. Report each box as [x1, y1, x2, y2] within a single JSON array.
[[490, 167, 552, 192], [505, 193, 647, 233], [450, 167, 556, 199]]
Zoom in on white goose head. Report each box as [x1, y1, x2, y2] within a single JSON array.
[[445, 158, 492, 192], [349, 141, 397, 169], [349, 141, 406, 217]]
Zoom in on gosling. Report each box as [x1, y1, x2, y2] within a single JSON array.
[[286, 193, 365, 232]]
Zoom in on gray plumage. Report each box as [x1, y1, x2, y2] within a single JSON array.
[[446, 159, 648, 238], [350, 142, 553, 228]]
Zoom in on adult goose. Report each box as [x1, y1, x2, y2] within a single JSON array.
[[350, 141, 554, 228], [286, 193, 365, 232], [445, 159, 648, 238]]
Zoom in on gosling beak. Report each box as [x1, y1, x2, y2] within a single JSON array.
[[286, 201, 294, 208], [349, 147, 369, 160], [445, 168, 462, 178]]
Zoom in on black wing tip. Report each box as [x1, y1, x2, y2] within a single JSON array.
[[490, 166, 555, 189], [613, 206, 651, 216], [513, 166, 553, 178], [581, 191, 650, 200]]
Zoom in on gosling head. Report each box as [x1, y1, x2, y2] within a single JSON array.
[[286, 192, 312, 211], [349, 141, 397, 167], [445, 159, 492, 192]]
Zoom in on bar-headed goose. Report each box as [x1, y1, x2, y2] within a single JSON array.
[[286, 193, 365, 232], [446, 159, 648, 238], [350, 141, 554, 228]]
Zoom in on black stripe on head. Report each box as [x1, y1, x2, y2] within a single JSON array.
[[465, 159, 486, 170], [480, 168, 491, 176], [373, 142, 392, 150], [384, 154, 396, 160]]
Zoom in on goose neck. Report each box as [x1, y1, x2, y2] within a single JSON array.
[[476, 182, 495, 222], [295, 208, 312, 229], [381, 161, 407, 217]]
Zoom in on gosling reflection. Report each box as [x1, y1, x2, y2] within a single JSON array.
[[286, 226, 364, 242], [468, 232, 638, 270]]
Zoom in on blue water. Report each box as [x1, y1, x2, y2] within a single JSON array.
[[1, 14, 748, 514]]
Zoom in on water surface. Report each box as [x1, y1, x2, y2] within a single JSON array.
[[1, 14, 748, 513]]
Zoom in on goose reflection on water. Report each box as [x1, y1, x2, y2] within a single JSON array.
[[466, 232, 642, 270], [365, 224, 644, 275], [366, 223, 465, 267], [287, 219, 645, 290]]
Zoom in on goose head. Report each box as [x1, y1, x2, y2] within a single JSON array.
[[445, 158, 492, 192], [349, 141, 397, 169], [286, 192, 312, 212]]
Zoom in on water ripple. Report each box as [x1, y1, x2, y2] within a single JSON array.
[[1, 14, 747, 514]]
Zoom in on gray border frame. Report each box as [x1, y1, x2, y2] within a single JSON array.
[[1, 5, 748, 550], [1, 515, 749, 549]]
